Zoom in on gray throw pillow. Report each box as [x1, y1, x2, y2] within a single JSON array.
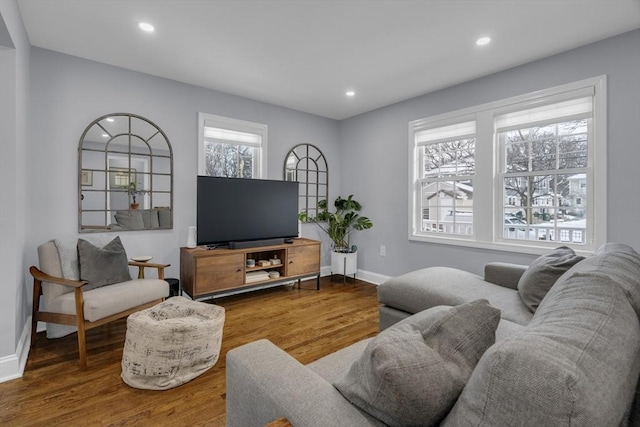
[[518, 246, 584, 312], [333, 300, 500, 427], [78, 236, 131, 289]]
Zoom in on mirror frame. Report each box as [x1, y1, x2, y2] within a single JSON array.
[[78, 113, 174, 232], [283, 143, 328, 221]]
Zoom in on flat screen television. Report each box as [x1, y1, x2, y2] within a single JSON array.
[[197, 176, 299, 247]]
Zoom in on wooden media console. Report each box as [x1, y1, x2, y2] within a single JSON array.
[[180, 238, 321, 299]]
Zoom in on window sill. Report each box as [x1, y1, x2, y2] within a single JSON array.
[[409, 233, 596, 257]]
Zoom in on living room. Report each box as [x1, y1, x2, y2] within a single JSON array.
[[1, 0, 639, 419]]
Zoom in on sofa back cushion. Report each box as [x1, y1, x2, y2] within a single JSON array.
[[114, 210, 145, 229], [517, 246, 584, 312], [444, 243, 640, 427]]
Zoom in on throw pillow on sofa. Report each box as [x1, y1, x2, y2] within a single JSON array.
[[517, 246, 584, 312], [333, 299, 500, 427], [78, 236, 131, 290]]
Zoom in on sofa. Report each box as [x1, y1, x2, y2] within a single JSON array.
[[111, 208, 171, 230], [226, 243, 640, 426]]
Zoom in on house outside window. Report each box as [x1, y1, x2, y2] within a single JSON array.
[[198, 113, 267, 179], [409, 76, 606, 254], [413, 120, 476, 236]]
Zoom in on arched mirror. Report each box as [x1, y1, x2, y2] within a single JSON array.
[[78, 113, 173, 232], [283, 144, 328, 221]]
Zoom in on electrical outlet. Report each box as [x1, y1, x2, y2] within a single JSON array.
[[380, 245, 386, 256]]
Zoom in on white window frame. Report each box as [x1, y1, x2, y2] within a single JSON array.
[[198, 112, 268, 179], [408, 76, 606, 256], [412, 115, 477, 239]]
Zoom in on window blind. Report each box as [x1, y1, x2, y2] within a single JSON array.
[[415, 121, 476, 145], [203, 127, 262, 147], [495, 96, 593, 132]]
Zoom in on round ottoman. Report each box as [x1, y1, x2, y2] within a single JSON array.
[[121, 296, 225, 390]]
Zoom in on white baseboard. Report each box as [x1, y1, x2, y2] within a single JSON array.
[[356, 269, 391, 285], [0, 316, 31, 384], [321, 265, 390, 285]]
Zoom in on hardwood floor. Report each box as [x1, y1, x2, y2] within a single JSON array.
[[0, 278, 380, 426]]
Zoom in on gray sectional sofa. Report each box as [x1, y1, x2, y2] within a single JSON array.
[[226, 243, 640, 426]]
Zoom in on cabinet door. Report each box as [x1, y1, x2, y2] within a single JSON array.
[[287, 244, 320, 277], [195, 253, 245, 294]]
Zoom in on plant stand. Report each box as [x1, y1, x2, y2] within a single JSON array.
[[331, 251, 357, 284]]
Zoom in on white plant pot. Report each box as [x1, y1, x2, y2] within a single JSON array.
[[331, 251, 358, 276]]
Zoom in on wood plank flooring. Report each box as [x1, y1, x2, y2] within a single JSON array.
[[0, 278, 380, 426]]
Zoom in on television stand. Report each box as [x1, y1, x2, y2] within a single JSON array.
[[180, 238, 321, 299]]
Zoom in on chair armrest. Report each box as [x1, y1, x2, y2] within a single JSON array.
[[483, 262, 528, 290], [29, 266, 88, 288], [128, 261, 171, 280], [226, 339, 378, 427]]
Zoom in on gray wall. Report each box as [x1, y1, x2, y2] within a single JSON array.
[[26, 47, 342, 282], [339, 29, 640, 278], [0, 43, 341, 377], [0, 1, 30, 376]]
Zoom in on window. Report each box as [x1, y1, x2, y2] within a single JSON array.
[[414, 119, 476, 236], [198, 113, 267, 178], [498, 97, 591, 245], [409, 76, 606, 254]]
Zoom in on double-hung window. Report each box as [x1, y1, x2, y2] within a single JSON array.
[[497, 96, 592, 245], [198, 113, 267, 179], [413, 119, 476, 237], [409, 76, 606, 254]]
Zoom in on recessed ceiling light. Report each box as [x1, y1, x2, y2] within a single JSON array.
[[138, 22, 155, 33], [106, 117, 114, 122], [346, 91, 355, 97], [476, 36, 491, 46], [102, 133, 109, 138]]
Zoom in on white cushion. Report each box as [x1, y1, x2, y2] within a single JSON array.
[[48, 279, 169, 322]]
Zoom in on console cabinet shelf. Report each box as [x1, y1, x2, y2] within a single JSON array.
[[180, 238, 321, 299]]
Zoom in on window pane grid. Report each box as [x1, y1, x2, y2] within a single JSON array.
[[502, 170, 587, 245], [419, 135, 475, 237], [205, 141, 255, 178]]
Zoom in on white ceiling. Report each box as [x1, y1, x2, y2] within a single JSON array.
[[17, 0, 640, 120]]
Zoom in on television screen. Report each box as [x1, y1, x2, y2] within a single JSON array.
[[197, 176, 299, 246]]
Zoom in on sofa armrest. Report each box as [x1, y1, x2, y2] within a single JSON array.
[[483, 262, 528, 290], [226, 339, 379, 427]]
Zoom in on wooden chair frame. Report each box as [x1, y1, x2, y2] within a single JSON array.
[[29, 261, 169, 370]]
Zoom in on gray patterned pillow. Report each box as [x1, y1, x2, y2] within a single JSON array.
[[518, 246, 584, 312], [78, 236, 131, 289], [333, 300, 500, 426]]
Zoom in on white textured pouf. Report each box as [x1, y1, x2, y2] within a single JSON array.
[[121, 296, 225, 390]]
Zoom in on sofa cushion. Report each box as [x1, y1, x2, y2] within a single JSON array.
[[140, 209, 160, 228], [378, 267, 533, 325], [49, 278, 169, 322], [444, 243, 640, 427], [114, 210, 145, 229], [517, 246, 584, 312], [78, 236, 131, 289], [156, 208, 171, 228], [334, 300, 500, 427]]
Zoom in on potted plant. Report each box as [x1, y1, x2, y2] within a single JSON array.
[[300, 195, 373, 278], [128, 182, 146, 210]]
